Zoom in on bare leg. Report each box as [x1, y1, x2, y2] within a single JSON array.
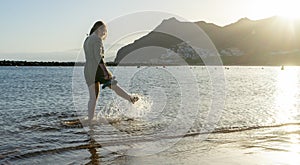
[[109, 84, 139, 103], [88, 82, 100, 121], [109, 84, 131, 101]]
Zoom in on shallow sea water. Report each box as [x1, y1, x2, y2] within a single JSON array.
[[1, 66, 300, 164]]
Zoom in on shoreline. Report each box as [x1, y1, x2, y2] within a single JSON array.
[[0, 60, 292, 67]]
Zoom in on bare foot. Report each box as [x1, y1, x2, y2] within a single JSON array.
[[130, 96, 139, 104]]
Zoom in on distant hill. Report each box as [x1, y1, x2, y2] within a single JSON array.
[[198, 16, 300, 53], [115, 16, 300, 65]]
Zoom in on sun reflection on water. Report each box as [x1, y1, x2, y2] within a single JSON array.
[[279, 125, 300, 164], [275, 66, 299, 123], [262, 67, 300, 164], [288, 133, 300, 153]]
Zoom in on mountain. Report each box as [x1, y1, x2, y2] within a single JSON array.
[[115, 16, 300, 65], [201, 16, 300, 53]]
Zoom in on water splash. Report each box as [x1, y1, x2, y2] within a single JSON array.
[[96, 94, 152, 120]]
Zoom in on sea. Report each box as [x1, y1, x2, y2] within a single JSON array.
[[1, 66, 300, 165]]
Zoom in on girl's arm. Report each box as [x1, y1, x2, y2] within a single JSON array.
[[99, 63, 112, 80], [93, 39, 111, 79]]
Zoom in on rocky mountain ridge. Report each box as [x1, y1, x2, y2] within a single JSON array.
[[115, 16, 300, 65]]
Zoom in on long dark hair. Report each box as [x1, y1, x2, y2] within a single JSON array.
[[89, 21, 105, 35]]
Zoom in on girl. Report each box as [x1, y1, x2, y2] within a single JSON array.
[[83, 21, 138, 122]]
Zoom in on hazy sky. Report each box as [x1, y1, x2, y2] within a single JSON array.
[[0, 0, 298, 61]]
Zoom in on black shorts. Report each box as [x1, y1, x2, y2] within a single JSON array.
[[86, 76, 110, 87], [85, 67, 109, 87]]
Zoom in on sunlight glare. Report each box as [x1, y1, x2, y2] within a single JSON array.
[[251, 0, 300, 21], [275, 67, 299, 123], [272, 0, 300, 20]]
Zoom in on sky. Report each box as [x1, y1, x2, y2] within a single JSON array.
[[0, 0, 299, 61]]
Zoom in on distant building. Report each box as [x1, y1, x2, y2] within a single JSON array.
[[220, 48, 244, 56]]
